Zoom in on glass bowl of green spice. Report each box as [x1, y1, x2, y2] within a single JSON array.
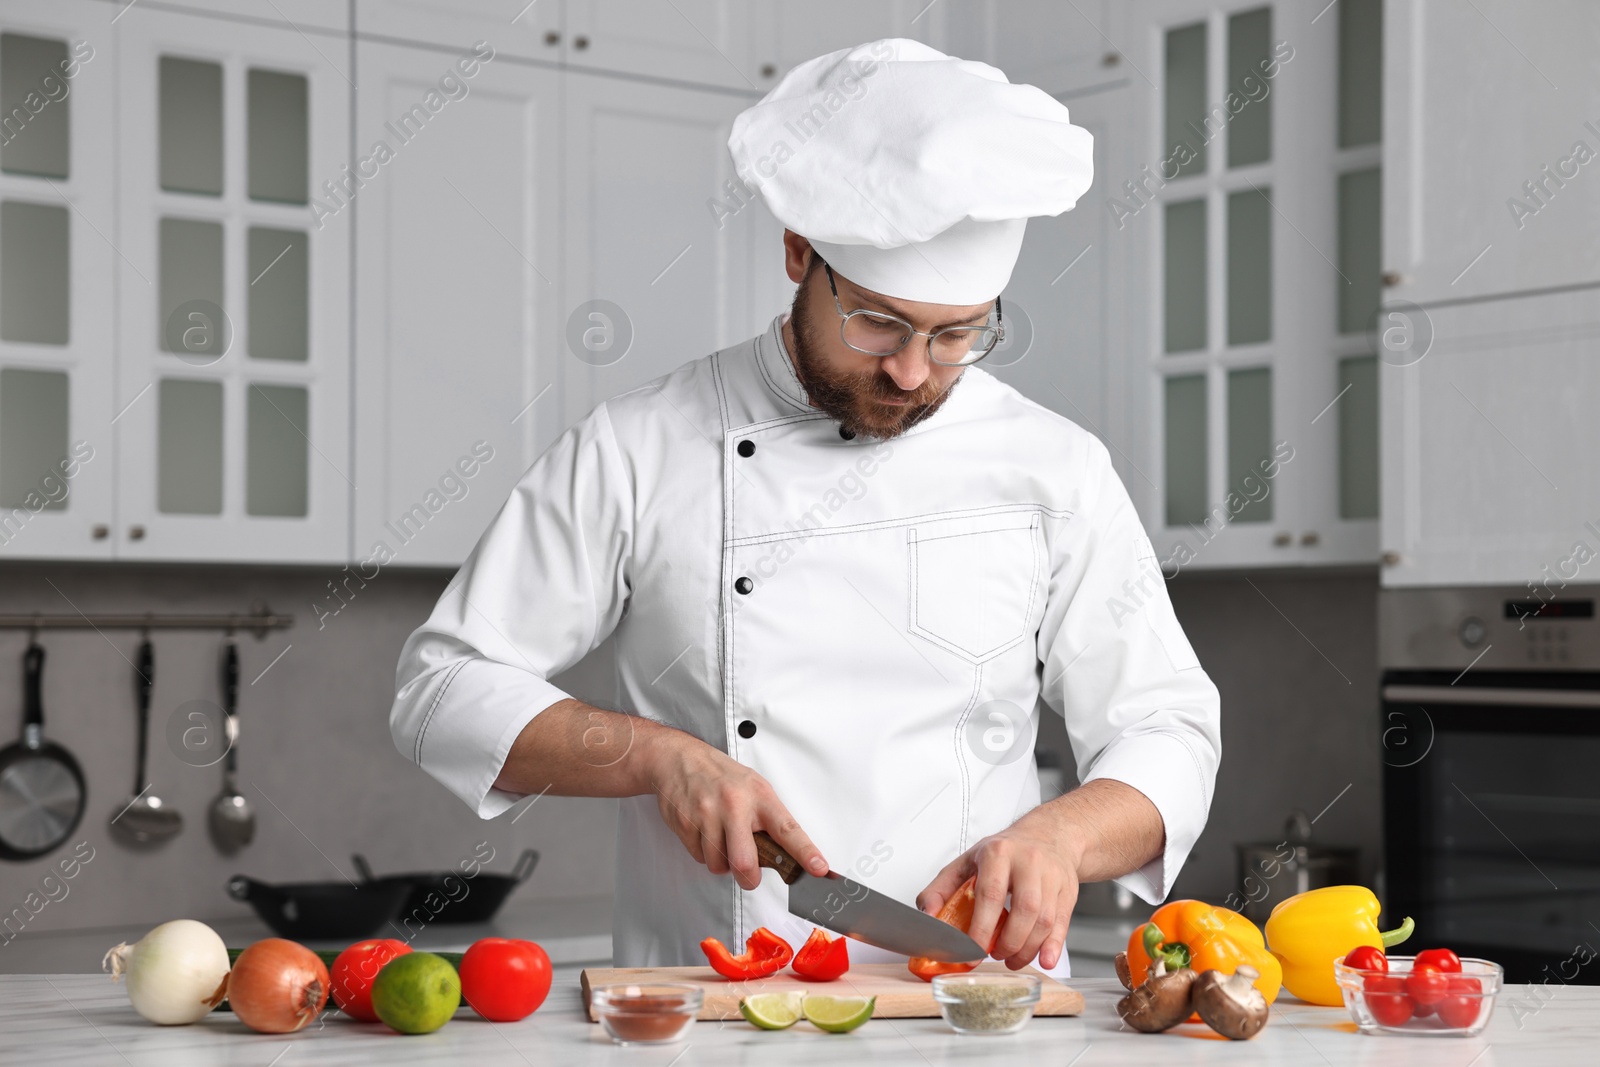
[[931, 973, 1042, 1035]]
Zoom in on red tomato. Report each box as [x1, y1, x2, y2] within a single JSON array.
[[331, 939, 412, 1022], [1363, 974, 1414, 1027], [1405, 964, 1448, 1010], [459, 938, 553, 1022], [1435, 992, 1479, 1028], [1343, 946, 1388, 973], [1413, 948, 1462, 973]]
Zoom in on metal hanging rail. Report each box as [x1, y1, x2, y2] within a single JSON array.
[[0, 607, 293, 639]]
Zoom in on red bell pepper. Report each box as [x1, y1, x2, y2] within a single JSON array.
[[908, 876, 1006, 982], [700, 927, 794, 981], [791, 928, 850, 981]]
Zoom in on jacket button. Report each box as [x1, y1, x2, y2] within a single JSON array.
[[839, 426, 856, 440], [737, 720, 757, 739], [734, 576, 754, 595], [736, 439, 755, 457]]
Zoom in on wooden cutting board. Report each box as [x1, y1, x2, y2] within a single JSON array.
[[580, 962, 1084, 1021]]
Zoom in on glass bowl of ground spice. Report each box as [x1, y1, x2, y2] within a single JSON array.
[[590, 983, 703, 1045], [931, 973, 1042, 1035]]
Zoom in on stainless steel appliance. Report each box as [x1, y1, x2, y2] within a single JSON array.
[[1381, 585, 1600, 984]]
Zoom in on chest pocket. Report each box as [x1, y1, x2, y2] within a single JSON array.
[[907, 511, 1044, 664]]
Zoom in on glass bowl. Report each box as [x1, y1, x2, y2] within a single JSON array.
[[931, 972, 1042, 1035], [590, 983, 702, 1045], [1334, 954, 1502, 1037]]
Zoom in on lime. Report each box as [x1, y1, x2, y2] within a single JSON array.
[[371, 952, 461, 1034], [803, 994, 875, 1033], [740, 991, 805, 1030]]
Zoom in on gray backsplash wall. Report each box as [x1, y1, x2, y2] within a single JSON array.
[[0, 561, 1379, 941], [0, 560, 619, 941]]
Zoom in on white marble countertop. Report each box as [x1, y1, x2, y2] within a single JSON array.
[[5, 968, 1594, 1066]]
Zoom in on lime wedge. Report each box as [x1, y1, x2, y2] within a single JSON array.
[[740, 991, 806, 1030], [803, 994, 875, 1033]]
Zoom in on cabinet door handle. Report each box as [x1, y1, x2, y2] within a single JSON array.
[[1381, 550, 1402, 566], [91, 524, 109, 540], [128, 525, 146, 541], [760, 63, 777, 78], [1272, 531, 1292, 547], [573, 35, 590, 50], [1300, 531, 1320, 547], [543, 30, 561, 46]]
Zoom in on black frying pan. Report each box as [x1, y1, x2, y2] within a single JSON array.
[[352, 849, 540, 924], [0, 643, 87, 861]]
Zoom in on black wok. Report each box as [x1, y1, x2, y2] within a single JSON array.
[[352, 848, 539, 925]]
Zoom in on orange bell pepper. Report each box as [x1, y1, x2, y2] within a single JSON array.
[[907, 876, 1007, 981], [1125, 899, 1283, 1007]]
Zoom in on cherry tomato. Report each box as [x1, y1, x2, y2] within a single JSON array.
[[330, 939, 412, 1022], [1413, 948, 1462, 973], [1405, 964, 1448, 1011], [1363, 974, 1414, 1027], [1435, 991, 1479, 1028], [1344, 946, 1388, 973], [458, 937, 553, 1022]]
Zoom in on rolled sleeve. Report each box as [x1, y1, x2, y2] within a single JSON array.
[[1036, 439, 1221, 903], [390, 404, 633, 818]]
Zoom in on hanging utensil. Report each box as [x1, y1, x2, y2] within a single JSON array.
[[208, 637, 255, 854], [109, 637, 183, 846], [0, 641, 87, 861]]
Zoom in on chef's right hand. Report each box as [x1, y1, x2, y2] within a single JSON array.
[[646, 729, 828, 890]]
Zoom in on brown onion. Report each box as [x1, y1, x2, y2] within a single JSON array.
[[229, 938, 330, 1033]]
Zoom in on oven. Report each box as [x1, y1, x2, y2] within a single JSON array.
[[1380, 586, 1600, 984]]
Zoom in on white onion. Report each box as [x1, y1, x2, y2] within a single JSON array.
[[103, 919, 231, 1025]]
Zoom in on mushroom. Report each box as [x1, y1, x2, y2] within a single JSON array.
[[1114, 951, 1133, 991], [1192, 964, 1270, 1040], [1115, 957, 1198, 1033]]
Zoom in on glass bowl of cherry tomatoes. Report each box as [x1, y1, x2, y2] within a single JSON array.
[[1335, 947, 1502, 1037]]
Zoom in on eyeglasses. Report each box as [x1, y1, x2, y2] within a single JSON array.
[[823, 263, 1004, 367]]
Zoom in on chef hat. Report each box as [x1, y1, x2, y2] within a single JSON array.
[[728, 38, 1094, 305]]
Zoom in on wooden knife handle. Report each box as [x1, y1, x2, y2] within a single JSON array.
[[753, 832, 804, 885]]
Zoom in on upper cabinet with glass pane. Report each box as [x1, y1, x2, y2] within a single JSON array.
[[1122, 0, 1381, 570], [0, 3, 117, 560], [114, 5, 349, 562]]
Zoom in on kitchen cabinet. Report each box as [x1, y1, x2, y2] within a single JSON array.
[[559, 68, 773, 430], [351, 39, 562, 568], [352, 0, 564, 64], [112, 5, 351, 562], [0, 1, 117, 560], [980, 62, 1127, 461], [566, 0, 757, 91], [118, 1, 351, 35], [1117, 0, 1382, 572], [1380, 0, 1600, 306], [745, 0, 946, 88], [1378, 0, 1600, 587]]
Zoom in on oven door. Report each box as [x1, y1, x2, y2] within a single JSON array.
[[1382, 671, 1600, 984]]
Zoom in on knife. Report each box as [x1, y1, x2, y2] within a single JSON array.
[[753, 832, 986, 963]]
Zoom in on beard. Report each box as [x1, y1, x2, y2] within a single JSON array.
[[788, 265, 959, 440]]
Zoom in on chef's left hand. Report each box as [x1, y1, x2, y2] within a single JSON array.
[[916, 809, 1080, 972]]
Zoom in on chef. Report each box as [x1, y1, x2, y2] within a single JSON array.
[[390, 39, 1221, 978]]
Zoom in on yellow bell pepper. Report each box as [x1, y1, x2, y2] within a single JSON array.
[[1125, 899, 1283, 1006], [1264, 886, 1414, 1006]]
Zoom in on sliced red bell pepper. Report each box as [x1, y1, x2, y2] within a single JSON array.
[[700, 926, 794, 981], [907, 876, 1006, 982], [791, 928, 850, 981]]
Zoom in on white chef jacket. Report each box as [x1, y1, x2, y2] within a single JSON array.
[[391, 314, 1221, 976]]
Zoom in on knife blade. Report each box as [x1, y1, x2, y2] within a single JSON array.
[[754, 832, 986, 963]]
